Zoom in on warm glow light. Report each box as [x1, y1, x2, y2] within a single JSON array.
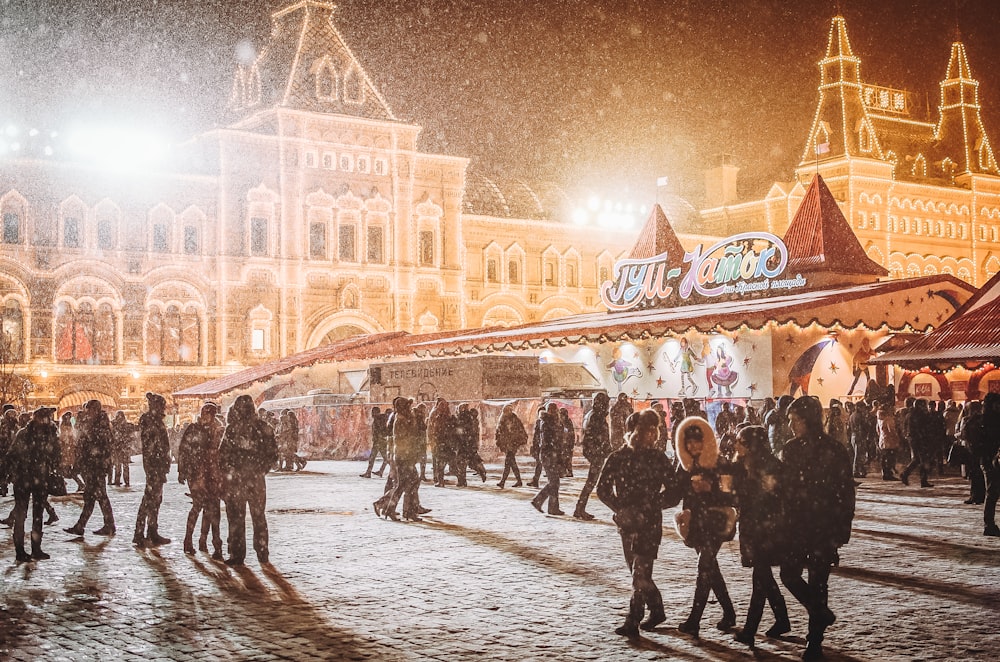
[[66, 125, 169, 172]]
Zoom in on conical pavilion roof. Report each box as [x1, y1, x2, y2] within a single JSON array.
[[628, 204, 688, 261], [783, 174, 887, 277]]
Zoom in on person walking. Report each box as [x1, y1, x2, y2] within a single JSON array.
[[178, 401, 225, 558], [133, 393, 172, 547], [0, 405, 18, 499], [495, 405, 526, 488], [360, 406, 390, 478], [558, 407, 576, 478], [526, 406, 546, 488], [609, 393, 632, 451], [731, 425, 791, 649], [59, 411, 84, 493], [219, 394, 278, 565], [382, 397, 424, 522], [64, 400, 116, 537], [597, 410, 680, 637], [574, 392, 611, 520], [426, 398, 455, 487], [764, 395, 794, 458], [8, 407, 61, 563], [779, 396, 856, 661], [674, 416, 738, 638], [530, 403, 564, 516]]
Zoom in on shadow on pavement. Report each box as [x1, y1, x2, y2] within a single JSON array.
[[836, 563, 1000, 610], [852, 523, 997, 563]]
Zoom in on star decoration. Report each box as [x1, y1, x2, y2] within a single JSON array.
[[889, 299, 894, 306], [926, 289, 935, 299], [749, 383, 757, 393], [647, 362, 655, 371], [904, 297, 912, 306], [656, 377, 664, 388], [743, 357, 752, 366], [829, 362, 839, 373], [914, 316, 920, 324], [631, 388, 639, 397], [817, 377, 825, 386], [919, 297, 924, 304], [936, 313, 944, 322], [732, 333, 740, 344]]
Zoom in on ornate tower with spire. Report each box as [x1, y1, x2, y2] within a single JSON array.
[[935, 40, 999, 177], [801, 15, 882, 164]]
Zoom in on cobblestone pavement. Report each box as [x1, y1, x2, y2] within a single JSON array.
[[1, 459, 998, 661]]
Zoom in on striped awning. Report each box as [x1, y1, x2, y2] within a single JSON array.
[[58, 390, 118, 411]]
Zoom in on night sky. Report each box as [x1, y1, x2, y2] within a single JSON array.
[[2, 0, 999, 205]]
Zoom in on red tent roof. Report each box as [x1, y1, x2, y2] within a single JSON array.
[[783, 174, 888, 277], [870, 269, 1000, 368], [628, 204, 688, 260]]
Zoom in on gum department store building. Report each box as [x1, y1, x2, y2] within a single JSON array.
[[0, 3, 998, 412]]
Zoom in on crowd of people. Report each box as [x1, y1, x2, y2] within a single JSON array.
[[0, 393, 291, 566], [3, 385, 998, 661]]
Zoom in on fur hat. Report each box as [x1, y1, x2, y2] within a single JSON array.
[[674, 416, 718, 471]]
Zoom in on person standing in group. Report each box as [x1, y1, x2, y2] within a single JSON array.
[[426, 398, 454, 487], [972, 393, 1000, 537], [574, 392, 611, 521], [64, 400, 116, 537], [764, 395, 794, 458], [731, 425, 791, 649], [597, 410, 680, 637], [219, 394, 278, 565], [780, 396, 855, 661], [875, 400, 901, 480], [495, 404, 526, 488], [558, 407, 576, 478], [674, 417, 738, 638], [110, 411, 135, 487], [453, 404, 486, 486], [900, 399, 934, 488], [277, 410, 302, 471], [133, 393, 172, 547], [526, 406, 546, 488], [178, 401, 225, 558], [0, 405, 19, 499], [530, 403, 564, 516], [59, 411, 84, 493], [360, 406, 390, 478], [609, 393, 632, 451], [8, 407, 61, 563]]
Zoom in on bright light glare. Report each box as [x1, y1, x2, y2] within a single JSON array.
[[572, 208, 588, 225], [66, 126, 169, 172]]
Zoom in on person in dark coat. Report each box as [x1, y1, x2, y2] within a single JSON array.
[[976, 393, 1000, 537], [558, 407, 576, 478], [426, 398, 455, 487], [526, 406, 545, 488], [379, 397, 424, 521], [64, 400, 116, 537], [0, 404, 18, 498], [597, 410, 680, 637], [110, 411, 135, 487], [219, 394, 278, 565], [674, 416, 738, 638], [960, 401, 986, 504], [764, 395, 794, 459], [779, 396, 856, 662], [731, 425, 790, 649], [133, 393, 172, 547], [8, 407, 60, 562], [360, 406, 390, 478], [453, 405, 486, 486], [900, 399, 934, 487], [178, 401, 224, 558], [530, 403, 564, 515], [608, 393, 632, 451], [849, 401, 876, 478], [495, 404, 526, 488], [574, 392, 611, 520]]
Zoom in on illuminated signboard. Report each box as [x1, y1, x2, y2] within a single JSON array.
[[599, 232, 806, 311]]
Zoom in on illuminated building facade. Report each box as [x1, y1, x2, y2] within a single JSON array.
[[700, 16, 1000, 287], [0, 0, 634, 411]]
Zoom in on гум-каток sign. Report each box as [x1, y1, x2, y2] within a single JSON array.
[[599, 232, 806, 311]]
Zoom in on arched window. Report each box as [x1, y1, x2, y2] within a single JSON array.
[[486, 258, 498, 283], [544, 259, 557, 287], [314, 59, 338, 101], [508, 260, 520, 284], [0, 299, 24, 362], [54, 301, 116, 364], [145, 304, 201, 365], [566, 263, 578, 287]]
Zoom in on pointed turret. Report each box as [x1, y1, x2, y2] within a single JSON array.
[[628, 204, 687, 261], [783, 175, 887, 287], [935, 41, 999, 175], [800, 16, 882, 165], [228, 0, 396, 123]]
